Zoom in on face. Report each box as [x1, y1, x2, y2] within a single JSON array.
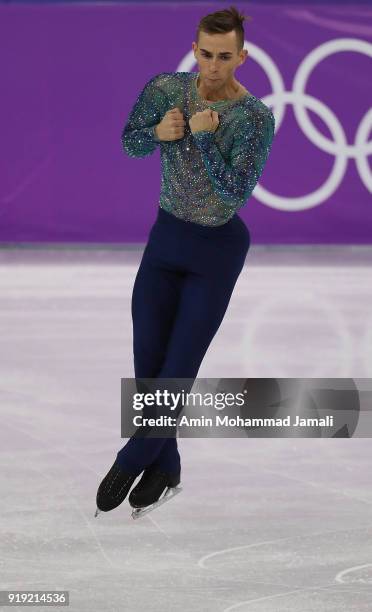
[[192, 30, 248, 88]]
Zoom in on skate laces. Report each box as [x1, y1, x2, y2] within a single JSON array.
[[104, 462, 136, 498]]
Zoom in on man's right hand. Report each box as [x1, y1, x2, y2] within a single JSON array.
[[155, 107, 185, 141]]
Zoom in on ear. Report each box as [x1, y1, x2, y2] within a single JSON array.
[[240, 49, 248, 65]]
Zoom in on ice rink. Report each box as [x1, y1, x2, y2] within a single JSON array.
[[1, 245, 372, 611]]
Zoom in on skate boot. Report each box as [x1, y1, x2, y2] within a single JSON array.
[[129, 464, 182, 520], [95, 458, 138, 516]]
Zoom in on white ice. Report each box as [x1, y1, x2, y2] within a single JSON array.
[[1, 246, 372, 612]]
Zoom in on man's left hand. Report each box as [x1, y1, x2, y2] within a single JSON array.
[[189, 109, 219, 134]]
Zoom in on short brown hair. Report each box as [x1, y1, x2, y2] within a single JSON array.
[[196, 6, 251, 53]]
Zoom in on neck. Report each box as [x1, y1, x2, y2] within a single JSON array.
[[197, 74, 240, 102]]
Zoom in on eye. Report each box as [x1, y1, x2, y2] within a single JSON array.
[[201, 53, 230, 61]]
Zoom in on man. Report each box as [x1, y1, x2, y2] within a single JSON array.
[[96, 6, 275, 519]]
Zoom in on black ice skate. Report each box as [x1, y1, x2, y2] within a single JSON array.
[[95, 458, 138, 516], [129, 465, 182, 520]]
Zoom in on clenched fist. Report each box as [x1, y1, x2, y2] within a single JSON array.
[[155, 107, 185, 141], [189, 109, 219, 134]]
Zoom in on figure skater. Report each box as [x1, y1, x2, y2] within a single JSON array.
[[95, 5, 275, 518]]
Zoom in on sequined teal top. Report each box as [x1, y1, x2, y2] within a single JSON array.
[[121, 71, 275, 226]]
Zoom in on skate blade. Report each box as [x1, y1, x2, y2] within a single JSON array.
[[131, 486, 182, 520]]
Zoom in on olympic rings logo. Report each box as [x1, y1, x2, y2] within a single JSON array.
[[177, 38, 372, 211]]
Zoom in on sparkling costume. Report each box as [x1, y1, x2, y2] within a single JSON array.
[[96, 72, 275, 518], [121, 71, 275, 225]]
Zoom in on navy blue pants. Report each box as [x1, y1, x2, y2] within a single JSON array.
[[117, 206, 250, 474]]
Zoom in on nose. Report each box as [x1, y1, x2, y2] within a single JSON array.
[[209, 58, 218, 70]]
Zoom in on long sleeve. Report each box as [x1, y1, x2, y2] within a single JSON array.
[[192, 109, 275, 210], [121, 74, 169, 158]]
